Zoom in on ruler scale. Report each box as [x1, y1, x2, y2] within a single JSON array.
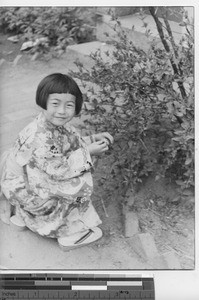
[[0, 274, 155, 299]]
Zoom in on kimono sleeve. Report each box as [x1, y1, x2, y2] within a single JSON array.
[[82, 135, 93, 145], [32, 127, 93, 181], [13, 121, 38, 167], [34, 148, 93, 181]]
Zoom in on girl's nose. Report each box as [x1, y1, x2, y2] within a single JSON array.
[[58, 106, 65, 114]]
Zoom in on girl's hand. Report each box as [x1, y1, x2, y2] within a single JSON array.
[[88, 140, 109, 156], [93, 132, 114, 145]]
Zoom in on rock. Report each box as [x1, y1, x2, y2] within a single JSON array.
[[125, 188, 136, 205], [127, 232, 159, 260], [162, 251, 181, 269], [0, 194, 12, 225], [13, 55, 23, 66], [35, 37, 48, 44], [7, 35, 20, 43], [123, 210, 139, 237], [149, 255, 168, 269], [0, 58, 6, 67], [31, 53, 39, 61], [20, 41, 35, 51], [20, 37, 49, 51]]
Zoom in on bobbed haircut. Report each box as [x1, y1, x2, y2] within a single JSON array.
[[36, 73, 83, 115]]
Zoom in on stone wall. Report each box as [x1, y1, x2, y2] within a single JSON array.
[[95, 7, 138, 16], [95, 6, 184, 22]]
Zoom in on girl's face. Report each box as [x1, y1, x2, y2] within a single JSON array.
[[44, 93, 76, 126]]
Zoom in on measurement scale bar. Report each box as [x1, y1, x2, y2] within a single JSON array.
[[107, 281, 142, 286], [71, 280, 143, 291], [35, 281, 70, 286], [0, 274, 155, 299], [72, 286, 107, 290]]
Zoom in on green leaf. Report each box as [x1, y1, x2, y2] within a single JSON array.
[[174, 130, 184, 135], [166, 102, 174, 114], [110, 92, 116, 98], [185, 157, 193, 165], [185, 135, 194, 141], [84, 102, 94, 111], [171, 196, 181, 202], [128, 140, 133, 148], [157, 94, 167, 101], [175, 180, 185, 186], [155, 175, 161, 181], [172, 137, 182, 142], [182, 189, 194, 196]]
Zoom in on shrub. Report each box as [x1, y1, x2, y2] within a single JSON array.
[[71, 8, 194, 197], [0, 7, 96, 55]]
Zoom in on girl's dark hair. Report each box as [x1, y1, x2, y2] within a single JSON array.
[[36, 73, 83, 115]]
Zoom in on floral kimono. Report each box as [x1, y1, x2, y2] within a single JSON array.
[[1, 112, 101, 238]]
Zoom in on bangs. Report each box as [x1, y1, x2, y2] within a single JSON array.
[[46, 74, 79, 96]]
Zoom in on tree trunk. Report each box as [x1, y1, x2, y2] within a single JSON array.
[[149, 7, 187, 100]]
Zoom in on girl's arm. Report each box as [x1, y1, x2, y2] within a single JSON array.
[[13, 123, 114, 182], [33, 147, 93, 181], [34, 131, 112, 179], [36, 127, 94, 180], [14, 124, 93, 181], [82, 136, 93, 145]]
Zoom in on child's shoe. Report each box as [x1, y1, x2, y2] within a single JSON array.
[[10, 215, 26, 231], [0, 194, 12, 225], [58, 227, 102, 251]]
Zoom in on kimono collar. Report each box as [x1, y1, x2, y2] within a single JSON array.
[[38, 112, 70, 134]]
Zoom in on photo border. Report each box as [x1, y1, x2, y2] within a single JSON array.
[[0, 0, 198, 298]]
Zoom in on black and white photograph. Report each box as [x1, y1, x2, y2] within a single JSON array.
[[0, 4, 196, 273]]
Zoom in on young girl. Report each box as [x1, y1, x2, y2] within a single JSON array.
[[0, 73, 113, 250]]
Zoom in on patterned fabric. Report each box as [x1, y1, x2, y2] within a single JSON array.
[[1, 113, 101, 238]]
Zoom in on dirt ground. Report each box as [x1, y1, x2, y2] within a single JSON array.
[[131, 176, 195, 269], [0, 34, 23, 62], [0, 33, 195, 270]]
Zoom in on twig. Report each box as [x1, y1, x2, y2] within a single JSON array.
[[165, 244, 194, 261], [139, 138, 149, 152], [147, 207, 162, 217], [100, 197, 109, 217]]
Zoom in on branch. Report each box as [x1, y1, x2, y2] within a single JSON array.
[[149, 7, 170, 52], [139, 138, 149, 152], [162, 11, 178, 59], [162, 11, 185, 79], [149, 7, 187, 100]]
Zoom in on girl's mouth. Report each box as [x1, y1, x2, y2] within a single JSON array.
[[56, 117, 66, 120]]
